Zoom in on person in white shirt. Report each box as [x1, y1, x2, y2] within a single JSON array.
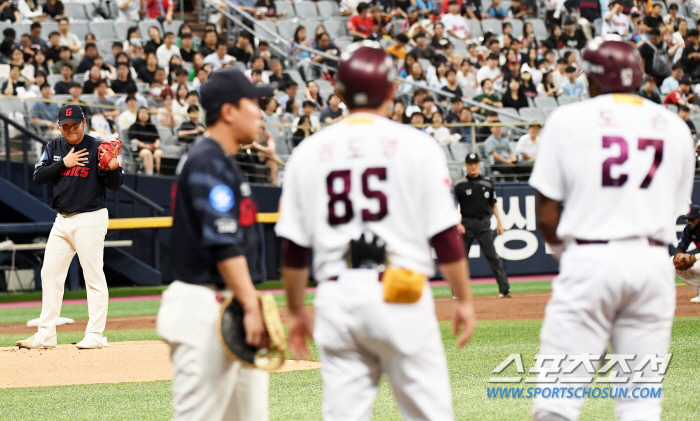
[[57, 18, 83, 55], [441, 1, 470, 40], [515, 124, 540, 162], [204, 41, 235, 71], [476, 53, 503, 86], [602, 0, 631, 37], [551, 58, 568, 90], [118, 0, 141, 21], [156, 32, 182, 69], [292, 100, 321, 131], [18, 0, 42, 22], [117, 95, 139, 131]]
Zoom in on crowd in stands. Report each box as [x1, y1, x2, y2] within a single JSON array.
[[0, 0, 699, 182]]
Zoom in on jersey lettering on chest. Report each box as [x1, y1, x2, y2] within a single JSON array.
[[60, 166, 91, 178]]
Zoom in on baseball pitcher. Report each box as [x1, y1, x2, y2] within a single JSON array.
[[276, 42, 477, 421], [529, 37, 695, 421]]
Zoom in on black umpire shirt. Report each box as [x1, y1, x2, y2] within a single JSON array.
[[33, 134, 124, 214], [453, 174, 497, 219], [168, 137, 263, 287]]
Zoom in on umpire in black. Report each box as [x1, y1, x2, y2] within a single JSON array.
[[455, 153, 511, 297], [156, 68, 272, 421]]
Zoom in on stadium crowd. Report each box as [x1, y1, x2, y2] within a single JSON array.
[[0, 0, 698, 181]]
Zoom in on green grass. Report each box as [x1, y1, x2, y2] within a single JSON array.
[[0, 328, 161, 347], [1, 318, 697, 420], [0, 286, 168, 303]]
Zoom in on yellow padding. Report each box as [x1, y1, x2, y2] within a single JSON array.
[[108, 213, 280, 229]]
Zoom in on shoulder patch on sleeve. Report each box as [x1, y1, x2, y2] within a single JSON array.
[[209, 184, 235, 213]]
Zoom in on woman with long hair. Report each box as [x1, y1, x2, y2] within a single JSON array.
[[502, 78, 529, 110], [82, 65, 103, 94], [292, 114, 314, 147], [291, 26, 311, 58], [188, 52, 205, 81], [434, 61, 448, 87], [33, 48, 49, 75], [18, 0, 42, 22], [537, 70, 560, 98], [457, 59, 478, 90], [522, 22, 539, 50], [399, 53, 417, 78], [520, 71, 538, 98], [431, 22, 450, 50], [172, 83, 189, 117], [305, 80, 325, 111], [167, 54, 183, 85], [129, 107, 163, 175], [391, 100, 410, 124], [157, 92, 182, 130], [402, 60, 427, 93], [43, 0, 64, 19]]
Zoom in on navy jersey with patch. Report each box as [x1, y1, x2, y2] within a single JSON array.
[[168, 137, 263, 287], [677, 224, 700, 253], [453, 175, 496, 219], [33, 135, 124, 213]]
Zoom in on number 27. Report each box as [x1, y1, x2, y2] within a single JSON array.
[[602, 136, 663, 188]]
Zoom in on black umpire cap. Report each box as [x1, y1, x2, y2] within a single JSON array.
[[58, 104, 84, 126], [199, 68, 274, 116], [683, 205, 700, 220], [465, 153, 480, 163]]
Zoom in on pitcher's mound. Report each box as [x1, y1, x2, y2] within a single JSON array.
[[0, 341, 320, 389]]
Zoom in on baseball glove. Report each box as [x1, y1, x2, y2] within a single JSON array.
[[217, 293, 287, 371], [673, 253, 697, 270], [98, 138, 122, 171]]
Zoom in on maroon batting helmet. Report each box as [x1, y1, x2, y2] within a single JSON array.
[[334, 41, 396, 110], [581, 36, 643, 94]]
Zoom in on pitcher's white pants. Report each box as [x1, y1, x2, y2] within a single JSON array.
[[157, 281, 269, 421], [35, 208, 109, 346], [532, 239, 676, 421], [314, 269, 454, 421]]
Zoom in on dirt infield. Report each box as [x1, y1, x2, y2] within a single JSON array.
[[1, 286, 697, 336], [0, 340, 321, 389]]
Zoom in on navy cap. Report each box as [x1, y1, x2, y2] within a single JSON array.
[[199, 68, 274, 116], [683, 205, 700, 220], [58, 104, 84, 126], [465, 153, 480, 163]]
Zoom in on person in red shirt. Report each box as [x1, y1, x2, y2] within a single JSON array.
[[440, 0, 463, 16], [347, 2, 375, 40], [663, 77, 695, 107], [145, 0, 174, 23]]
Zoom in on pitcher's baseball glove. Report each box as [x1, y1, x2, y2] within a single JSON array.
[[98, 138, 122, 171], [673, 253, 696, 270], [217, 294, 287, 371]]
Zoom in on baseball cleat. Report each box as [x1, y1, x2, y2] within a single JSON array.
[[76, 337, 110, 349], [15, 335, 55, 350], [499, 293, 513, 298], [690, 295, 700, 304]]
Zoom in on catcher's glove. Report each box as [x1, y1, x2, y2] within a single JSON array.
[[673, 253, 697, 271], [217, 294, 287, 371], [98, 138, 122, 171]]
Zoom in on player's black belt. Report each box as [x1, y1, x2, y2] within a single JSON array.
[[59, 212, 80, 218], [326, 272, 385, 282], [575, 238, 665, 247]]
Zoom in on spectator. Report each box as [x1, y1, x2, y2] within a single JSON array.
[[476, 53, 503, 86], [31, 82, 61, 137], [53, 63, 73, 94], [258, 40, 272, 70], [561, 17, 586, 50], [268, 59, 292, 90], [305, 80, 325, 110], [144, 26, 162, 53], [664, 25, 684, 63], [115, 83, 149, 109], [630, 16, 650, 47], [661, 62, 684, 95], [77, 43, 98, 73], [43, 0, 64, 20], [430, 23, 450, 51], [501, 59, 522, 89], [347, 2, 374, 40], [445, 97, 463, 123], [306, 32, 338, 81], [156, 32, 181, 69], [57, 18, 82, 54], [402, 61, 428, 94], [520, 70, 537, 97], [421, 96, 436, 123], [285, 97, 300, 118], [673, 18, 688, 50], [561, 66, 587, 98], [18, 0, 42, 22], [204, 40, 235, 71], [246, 55, 270, 83], [543, 24, 564, 50], [405, 88, 428, 116], [177, 104, 205, 145], [638, 76, 662, 104], [51, 46, 73, 73], [144, 0, 173, 23], [11, 47, 34, 76], [476, 110, 498, 142], [442, 1, 470, 41], [410, 33, 437, 62], [117, 0, 140, 21], [639, 28, 671, 84], [516, 124, 540, 162], [410, 112, 426, 130], [678, 105, 696, 135], [507, 0, 527, 19], [502, 77, 529, 110], [117, 95, 139, 130], [538, 71, 560, 97], [45, 31, 60, 64], [178, 33, 195, 63], [391, 100, 410, 124], [192, 67, 207, 91], [157, 91, 182, 130], [577, 0, 601, 39], [457, 59, 478, 91], [89, 80, 119, 119], [28, 22, 45, 49], [291, 114, 314, 147], [104, 42, 123, 67], [112, 62, 135, 94], [486, 0, 507, 20], [450, 107, 474, 144], [602, 0, 630, 36], [129, 107, 163, 175], [386, 33, 409, 60], [293, 99, 321, 132], [471, 78, 503, 114], [646, 3, 664, 30], [664, 76, 695, 107], [551, 58, 568, 90], [680, 29, 700, 83], [426, 111, 460, 145], [0, 0, 18, 22], [82, 65, 103, 94], [441, 68, 463, 100], [484, 122, 516, 169], [664, 3, 681, 32], [228, 32, 253, 64], [249, 68, 263, 85], [198, 30, 218, 58], [139, 52, 160, 84]]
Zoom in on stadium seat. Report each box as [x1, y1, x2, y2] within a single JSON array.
[[47, 74, 63, 87], [392, 19, 406, 37], [418, 58, 432, 72], [593, 18, 603, 36], [114, 21, 136, 41], [317, 1, 340, 18], [295, 1, 318, 18], [6, 98, 29, 114], [506, 19, 523, 39], [526, 18, 548, 40], [139, 20, 163, 39], [53, 94, 71, 103], [80, 94, 98, 104], [518, 107, 543, 121], [110, 1, 119, 18], [664, 104, 678, 113], [449, 142, 471, 163], [277, 19, 298, 40], [90, 22, 117, 40], [71, 75, 84, 86], [72, 21, 91, 41], [557, 96, 579, 105], [447, 162, 464, 181], [540, 107, 556, 118], [302, 19, 325, 38], [233, 61, 247, 71], [534, 96, 558, 109], [255, 20, 279, 42], [96, 41, 113, 56], [181, 62, 193, 72], [379, 38, 393, 49], [162, 20, 184, 36], [137, 82, 150, 93], [450, 38, 466, 50], [40, 21, 59, 40], [467, 19, 483, 38], [498, 108, 521, 123], [276, 1, 296, 18], [324, 19, 349, 39], [441, 145, 454, 160], [688, 19, 698, 30], [284, 70, 305, 86], [63, 2, 90, 20], [481, 19, 503, 36], [14, 23, 31, 37]]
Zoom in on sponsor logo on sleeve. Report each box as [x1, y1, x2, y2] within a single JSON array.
[[214, 218, 238, 233], [209, 184, 235, 213]]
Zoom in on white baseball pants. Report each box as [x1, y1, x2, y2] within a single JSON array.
[[35, 208, 110, 346], [157, 281, 269, 421], [532, 239, 676, 421], [314, 269, 454, 421]]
